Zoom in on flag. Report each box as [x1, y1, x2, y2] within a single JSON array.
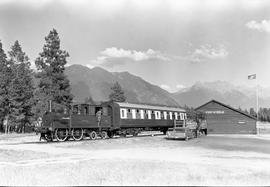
[[248, 74, 256, 80]]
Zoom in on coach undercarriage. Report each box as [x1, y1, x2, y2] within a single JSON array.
[[40, 126, 168, 142]]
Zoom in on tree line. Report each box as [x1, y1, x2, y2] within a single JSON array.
[[0, 29, 127, 134], [238, 107, 270, 122]]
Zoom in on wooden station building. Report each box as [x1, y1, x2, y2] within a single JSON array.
[[196, 100, 257, 134]]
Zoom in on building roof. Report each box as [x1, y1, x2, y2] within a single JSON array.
[[115, 102, 186, 112], [195, 99, 257, 120]]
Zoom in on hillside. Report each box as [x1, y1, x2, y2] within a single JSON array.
[[65, 64, 179, 106]]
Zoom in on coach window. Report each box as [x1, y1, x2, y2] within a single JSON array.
[[151, 111, 155, 119], [163, 111, 167, 120], [180, 113, 184, 120], [174, 112, 178, 120], [131, 109, 136, 119], [140, 110, 144, 119], [178, 113, 181, 120], [147, 110, 152, 119], [169, 112, 173, 120], [136, 109, 140, 119], [127, 109, 132, 119], [154, 111, 161, 120], [120, 108, 127, 119]]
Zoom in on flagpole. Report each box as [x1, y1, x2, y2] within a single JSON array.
[[256, 77, 259, 135]]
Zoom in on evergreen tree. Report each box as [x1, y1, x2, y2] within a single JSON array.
[[34, 29, 73, 116], [0, 40, 12, 132], [249, 108, 256, 118], [109, 81, 126, 102], [7, 40, 35, 132]]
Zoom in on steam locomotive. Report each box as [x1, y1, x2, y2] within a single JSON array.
[[38, 101, 187, 142]]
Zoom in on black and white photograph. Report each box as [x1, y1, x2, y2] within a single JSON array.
[[0, 0, 270, 186]]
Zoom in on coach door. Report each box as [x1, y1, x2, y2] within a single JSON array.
[[97, 106, 111, 128]]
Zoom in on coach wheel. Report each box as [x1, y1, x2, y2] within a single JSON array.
[[120, 133, 127, 138], [89, 131, 97, 140], [72, 128, 84, 141], [55, 128, 68, 142], [101, 131, 108, 139], [132, 131, 138, 137]]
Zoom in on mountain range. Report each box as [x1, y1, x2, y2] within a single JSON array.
[[65, 64, 179, 106], [65, 64, 270, 109]]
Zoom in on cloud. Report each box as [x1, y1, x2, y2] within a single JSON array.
[[188, 44, 228, 63], [90, 47, 170, 67], [246, 20, 270, 33], [89, 44, 228, 67]]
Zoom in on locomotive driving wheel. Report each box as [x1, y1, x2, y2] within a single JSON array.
[[55, 128, 69, 142], [89, 131, 97, 140], [100, 131, 108, 139], [72, 128, 84, 141]]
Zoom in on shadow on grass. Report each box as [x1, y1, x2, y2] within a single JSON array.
[[0, 133, 166, 146]]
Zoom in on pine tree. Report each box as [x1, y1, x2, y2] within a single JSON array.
[[8, 40, 35, 133], [109, 81, 126, 102], [34, 29, 73, 116], [0, 40, 11, 132]]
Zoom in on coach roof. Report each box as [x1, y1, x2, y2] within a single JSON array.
[[115, 102, 186, 112]]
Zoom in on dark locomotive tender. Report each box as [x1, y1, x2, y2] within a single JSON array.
[[39, 101, 187, 142]]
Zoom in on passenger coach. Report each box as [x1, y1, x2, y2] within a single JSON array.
[[108, 102, 187, 135]]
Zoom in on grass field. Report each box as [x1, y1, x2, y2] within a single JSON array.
[[1, 133, 270, 186]]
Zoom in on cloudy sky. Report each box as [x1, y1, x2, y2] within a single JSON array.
[[1, 0, 270, 92]]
